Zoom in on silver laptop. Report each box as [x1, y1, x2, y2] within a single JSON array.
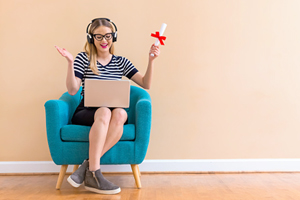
[[84, 79, 130, 108]]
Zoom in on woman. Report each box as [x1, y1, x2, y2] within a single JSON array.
[[55, 18, 159, 194]]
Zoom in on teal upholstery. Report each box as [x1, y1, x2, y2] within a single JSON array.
[[44, 86, 152, 166]]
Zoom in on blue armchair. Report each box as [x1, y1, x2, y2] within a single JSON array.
[[44, 85, 151, 189]]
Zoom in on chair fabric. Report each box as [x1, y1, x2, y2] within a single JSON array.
[[44, 85, 151, 165], [60, 124, 136, 142]]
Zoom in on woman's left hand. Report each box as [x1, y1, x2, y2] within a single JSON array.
[[149, 44, 160, 61]]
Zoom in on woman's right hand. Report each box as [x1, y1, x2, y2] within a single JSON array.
[[55, 45, 74, 63]]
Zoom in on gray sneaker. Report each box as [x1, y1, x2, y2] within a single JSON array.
[[84, 168, 121, 194], [67, 159, 89, 188]]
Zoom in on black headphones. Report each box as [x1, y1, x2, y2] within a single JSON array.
[[86, 18, 118, 44]]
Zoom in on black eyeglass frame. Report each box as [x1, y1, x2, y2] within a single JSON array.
[[92, 33, 114, 41]]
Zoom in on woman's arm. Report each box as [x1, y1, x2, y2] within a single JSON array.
[[55, 46, 81, 95], [131, 44, 160, 89], [66, 60, 81, 95]]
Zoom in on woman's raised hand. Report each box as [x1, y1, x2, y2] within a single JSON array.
[[55, 45, 74, 63], [149, 44, 160, 62]]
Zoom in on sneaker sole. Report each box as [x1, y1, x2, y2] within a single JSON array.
[[67, 176, 82, 188], [85, 186, 121, 194]]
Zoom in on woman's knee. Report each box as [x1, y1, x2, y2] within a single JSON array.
[[94, 107, 111, 124], [111, 108, 128, 125]]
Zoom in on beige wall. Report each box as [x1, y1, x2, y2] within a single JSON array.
[[1, 0, 300, 161]]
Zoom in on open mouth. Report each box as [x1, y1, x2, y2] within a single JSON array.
[[100, 43, 108, 48]]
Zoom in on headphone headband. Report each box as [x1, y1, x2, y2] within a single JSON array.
[[86, 18, 118, 43]]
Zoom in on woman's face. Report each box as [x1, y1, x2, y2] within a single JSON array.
[[92, 26, 113, 54]]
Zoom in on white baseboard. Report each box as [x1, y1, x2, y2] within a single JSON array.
[[1, 159, 300, 174]]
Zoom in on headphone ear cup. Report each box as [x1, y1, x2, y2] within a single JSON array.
[[87, 34, 93, 44], [113, 32, 117, 42]]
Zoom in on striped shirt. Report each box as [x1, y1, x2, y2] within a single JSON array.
[[73, 52, 138, 96]]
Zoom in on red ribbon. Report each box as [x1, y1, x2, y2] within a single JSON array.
[[151, 31, 166, 45]]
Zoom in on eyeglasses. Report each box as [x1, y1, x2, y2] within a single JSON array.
[[93, 33, 113, 41]]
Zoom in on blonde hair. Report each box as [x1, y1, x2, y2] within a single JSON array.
[[84, 19, 115, 75]]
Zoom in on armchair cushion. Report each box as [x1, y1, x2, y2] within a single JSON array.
[[61, 124, 136, 142]]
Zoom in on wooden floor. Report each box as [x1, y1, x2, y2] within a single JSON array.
[[1, 172, 300, 200]]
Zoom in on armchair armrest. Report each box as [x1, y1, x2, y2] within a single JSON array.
[[44, 99, 71, 163], [44, 90, 81, 164], [134, 93, 152, 164]]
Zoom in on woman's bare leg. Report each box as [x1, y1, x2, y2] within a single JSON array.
[[89, 108, 127, 171], [89, 107, 111, 171], [100, 108, 128, 157]]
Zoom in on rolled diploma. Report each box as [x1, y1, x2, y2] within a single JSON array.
[[151, 23, 167, 56]]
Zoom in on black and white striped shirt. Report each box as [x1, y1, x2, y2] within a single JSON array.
[[73, 52, 138, 96]]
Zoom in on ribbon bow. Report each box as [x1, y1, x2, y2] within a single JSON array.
[[151, 31, 166, 45]]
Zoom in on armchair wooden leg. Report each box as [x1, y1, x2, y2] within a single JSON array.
[[73, 165, 79, 173], [56, 165, 68, 190], [136, 165, 142, 177], [137, 165, 141, 177], [131, 164, 142, 189]]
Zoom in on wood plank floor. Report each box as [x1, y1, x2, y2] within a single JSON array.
[[1, 172, 300, 200]]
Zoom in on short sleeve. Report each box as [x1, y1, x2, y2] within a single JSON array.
[[73, 52, 89, 80], [122, 57, 138, 79]]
